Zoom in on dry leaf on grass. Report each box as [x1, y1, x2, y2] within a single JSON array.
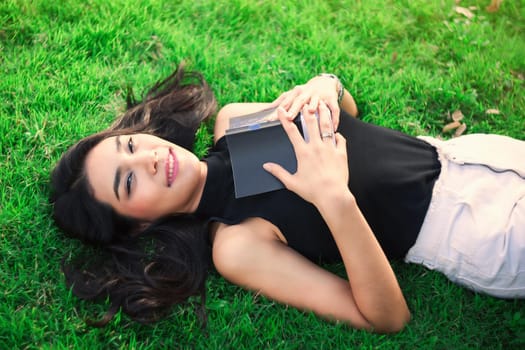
[[443, 121, 461, 132], [443, 109, 468, 137], [452, 110, 464, 122], [510, 70, 524, 80], [392, 52, 398, 62], [455, 6, 475, 19], [454, 123, 467, 137], [485, 109, 501, 115], [487, 0, 503, 13]]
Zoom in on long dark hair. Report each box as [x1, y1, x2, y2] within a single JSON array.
[[50, 63, 217, 326]]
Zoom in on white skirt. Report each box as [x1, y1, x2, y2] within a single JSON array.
[[405, 134, 525, 298]]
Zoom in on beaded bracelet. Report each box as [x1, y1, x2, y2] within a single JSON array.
[[318, 73, 344, 104]]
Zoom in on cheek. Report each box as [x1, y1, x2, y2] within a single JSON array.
[[127, 189, 166, 218]]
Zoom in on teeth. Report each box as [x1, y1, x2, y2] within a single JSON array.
[[168, 152, 174, 185]]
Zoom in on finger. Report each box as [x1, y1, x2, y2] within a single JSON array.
[[288, 96, 311, 119], [334, 133, 348, 164], [278, 86, 302, 112], [318, 101, 335, 143], [334, 133, 346, 150], [263, 162, 295, 191], [308, 95, 319, 113], [277, 105, 294, 122], [277, 107, 306, 147], [270, 92, 287, 108], [325, 99, 341, 131], [301, 106, 322, 142], [277, 95, 293, 112]]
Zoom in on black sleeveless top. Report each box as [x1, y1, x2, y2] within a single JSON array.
[[195, 112, 441, 261]]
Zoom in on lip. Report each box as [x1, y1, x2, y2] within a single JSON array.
[[166, 147, 179, 187]]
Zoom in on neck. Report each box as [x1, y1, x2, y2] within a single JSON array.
[[187, 160, 208, 214]]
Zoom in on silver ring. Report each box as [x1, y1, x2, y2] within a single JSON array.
[[321, 132, 334, 139]]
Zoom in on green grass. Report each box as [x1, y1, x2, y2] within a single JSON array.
[[1, 0, 525, 348]]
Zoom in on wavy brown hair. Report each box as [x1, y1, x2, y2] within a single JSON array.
[[50, 63, 217, 326]]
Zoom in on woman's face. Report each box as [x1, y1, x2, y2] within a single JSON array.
[[85, 133, 206, 221]]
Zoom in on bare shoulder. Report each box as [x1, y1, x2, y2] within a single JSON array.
[[214, 103, 275, 142], [211, 218, 285, 270]]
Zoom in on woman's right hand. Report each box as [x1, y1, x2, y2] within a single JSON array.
[[263, 101, 350, 207], [263, 101, 410, 333], [261, 101, 410, 333]]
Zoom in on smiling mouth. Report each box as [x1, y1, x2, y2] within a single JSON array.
[[166, 148, 179, 187]]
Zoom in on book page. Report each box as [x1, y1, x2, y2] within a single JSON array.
[[227, 107, 277, 132]]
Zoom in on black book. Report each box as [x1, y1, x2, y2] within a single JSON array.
[[225, 108, 304, 198]]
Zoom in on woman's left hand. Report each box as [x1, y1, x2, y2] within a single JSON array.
[[263, 101, 349, 207], [272, 75, 341, 131]]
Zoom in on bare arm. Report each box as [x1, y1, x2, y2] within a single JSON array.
[[213, 212, 409, 333], [340, 89, 359, 118]]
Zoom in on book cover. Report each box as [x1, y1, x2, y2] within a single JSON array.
[[225, 108, 302, 198]]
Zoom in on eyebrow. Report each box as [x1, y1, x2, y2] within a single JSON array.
[[113, 136, 121, 201]]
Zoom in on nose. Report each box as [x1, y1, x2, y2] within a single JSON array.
[[130, 150, 158, 174]]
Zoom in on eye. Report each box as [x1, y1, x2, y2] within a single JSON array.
[[126, 172, 134, 196], [128, 137, 134, 153]]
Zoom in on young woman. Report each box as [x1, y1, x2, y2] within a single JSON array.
[[50, 64, 525, 333]]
